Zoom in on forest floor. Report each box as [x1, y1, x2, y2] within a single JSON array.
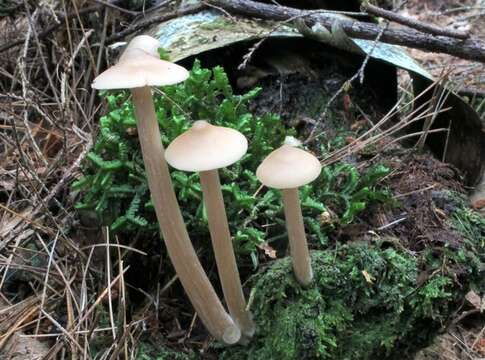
[[0, 0, 484, 359], [396, 1, 485, 358]]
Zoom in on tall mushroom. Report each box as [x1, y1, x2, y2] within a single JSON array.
[[256, 137, 321, 286], [91, 39, 240, 344], [165, 120, 255, 338]]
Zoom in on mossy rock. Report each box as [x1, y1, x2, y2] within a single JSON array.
[[222, 240, 483, 360]]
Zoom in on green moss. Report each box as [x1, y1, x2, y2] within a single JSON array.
[[222, 239, 483, 360], [451, 202, 485, 249], [75, 61, 391, 265], [199, 18, 233, 31], [136, 342, 194, 360], [78, 59, 485, 358]]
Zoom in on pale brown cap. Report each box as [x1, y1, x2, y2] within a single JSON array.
[[92, 48, 188, 90], [120, 35, 160, 60], [165, 120, 248, 172], [256, 139, 321, 189]]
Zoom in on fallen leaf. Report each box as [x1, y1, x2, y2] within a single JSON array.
[[350, 118, 368, 131], [362, 270, 375, 284], [319, 210, 334, 225], [471, 198, 485, 210], [465, 290, 482, 310], [345, 136, 355, 144], [473, 338, 485, 356], [258, 243, 276, 259]]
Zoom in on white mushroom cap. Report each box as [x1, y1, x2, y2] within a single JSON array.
[[121, 35, 160, 59], [165, 120, 248, 172], [92, 48, 188, 90], [256, 142, 321, 189]]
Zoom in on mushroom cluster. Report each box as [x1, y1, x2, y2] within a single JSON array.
[[92, 35, 322, 344], [92, 36, 240, 344]]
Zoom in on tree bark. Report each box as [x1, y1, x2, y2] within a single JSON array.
[[207, 0, 485, 64]]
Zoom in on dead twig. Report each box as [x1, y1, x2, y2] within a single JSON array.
[[105, 4, 205, 44], [361, 1, 470, 39], [91, 0, 139, 16], [207, 0, 485, 63], [0, 5, 100, 53]]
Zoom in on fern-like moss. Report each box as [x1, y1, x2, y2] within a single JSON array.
[[75, 61, 391, 263]]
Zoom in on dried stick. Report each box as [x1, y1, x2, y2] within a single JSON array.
[[92, 0, 139, 16], [207, 0, 485, 63], [361, 2, 470, 39], [18, 9, 49, 167], [1, 139, 92, 247], [105, 4, 204, 43], [0, 5, 100, 53]]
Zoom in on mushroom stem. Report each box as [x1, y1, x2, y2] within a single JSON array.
[[199, 170, 255, 339], [131, 87, 240, 344], [281, 188, 313, 286]]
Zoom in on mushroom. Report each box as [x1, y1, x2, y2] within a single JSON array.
[[121, 35, 160, 58], [92, 39, 240, 344], [256, 137, 321, 286], [165, 120, 255, 338]]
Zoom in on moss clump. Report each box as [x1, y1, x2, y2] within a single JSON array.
[[74, 61, 391, 266], [222, 238, 484, 360], [136, 342, 195, 360]]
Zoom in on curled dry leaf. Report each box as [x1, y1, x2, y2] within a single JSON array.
[[362, 270, 375, 284], [258, 243, 276, 259], [473, 338, 485, 356], [0, 207, 33, 239], [471, 199, 485, 210], [465, 290, 482, 311]]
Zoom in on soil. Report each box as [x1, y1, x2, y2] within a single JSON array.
[[378, 154, 465, 251]]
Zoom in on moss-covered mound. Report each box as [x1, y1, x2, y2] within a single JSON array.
[[222, 224, 484, 359]]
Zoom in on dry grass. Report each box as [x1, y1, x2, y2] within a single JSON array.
[[0, 0, 483, 358], [0, 1, 147, 358]]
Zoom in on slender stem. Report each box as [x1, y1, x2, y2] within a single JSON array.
[[131, 87, 240, 344], [281, 188, 313, 286], [199, 170, 255, 338]]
